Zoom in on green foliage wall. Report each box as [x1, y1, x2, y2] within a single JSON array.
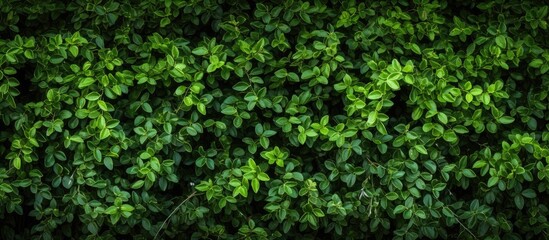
[[1, 0, 549, 239]]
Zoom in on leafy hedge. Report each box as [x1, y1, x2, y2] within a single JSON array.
[[1, 0, 549, 239]]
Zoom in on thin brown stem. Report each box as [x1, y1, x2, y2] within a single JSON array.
[[154, 191, 198, 240]]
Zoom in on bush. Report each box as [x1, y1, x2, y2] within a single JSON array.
[[1, 0, 549, 239]]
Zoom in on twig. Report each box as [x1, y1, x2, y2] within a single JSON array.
[[447, 207, 478, 240], [154, 191, 198, 240]]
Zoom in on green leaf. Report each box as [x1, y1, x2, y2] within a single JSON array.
[[442, 207, 454, 218], [411, 44, 421, 54], [393, 205, 406, 214], [498, 116, 514, 124], [301, 69, 314, 79], [437, 112, 448, 124], [0, 183, 14, 193], [402, 61, 414, 73], [171, 46, 180, 58], [529, 59, 543, 68], [391, 59, 402, 72], [462, 169, 476, 178], [78, 78, 96, 88], [442, 130, 457, 143], [387, 72, 402, 82], [515, 195, 524, 209], [414, 145, 428, 155], [313, 208, 325, 217], [142, 102, 152, 113], [233, 82, 250, 91], [69, 46, 79, 57], [134, 127, 146, 135], [495, 35, 506, 48], [251, 178, 260, 193], [50, 56, 65, 64], [187, 127, 198, 136], [95, 37, 105, 48], [99, 128, 110, 140], [192, 47, 209, 56], [70, 135, 84, 143], [255, 123, 264, 135], [104, 157, 113, 170], [120, 204, 135, 212], [386, 79, 400, 90], [150, 158, 161, 172], [13, 157, 21, 169], [175, 86, 186, 96], [522, 189, 537, 198], [160, 17, 171, 27], [197, 103, 207, 115], [257, 172, 270, 181], [94, 149, 102, 162], [5, 53, 17, 63], [298, 132, 306, 145], [385, 192, 399, 201], [140, 152, 151, 159], [487, 176, 499, 187], [367, 90, 383, 100], [221, 106, 237, 115], [424, 160, 437, 173], [87, 222, 99, 235], [275, 69, 288, 78]]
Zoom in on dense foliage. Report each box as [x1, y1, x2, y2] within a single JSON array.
[[1, 0, 549, 239]]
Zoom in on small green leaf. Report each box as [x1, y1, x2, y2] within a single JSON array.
[[0, 183, 14, 193], [257, 172, 270, 181], [233, 82, 250, 91], [175, 86, 187, 96], [160, 17, 171, 27], [462, 169, 476, 178], [192, 47, 209, 56], [387, 72, 402, 82], [140, 152, 151, 159], [313, 208, 325, 217], [393, 205, 406, 214], [386, 192, 399, 201], [386, 79, 400, 90], [50, 56, 65, 64], [142, 102, 152, 113], [529, 59, 543, 68], [251, 178, 260, 193], [515, 195, 524, 209], [150, 158, 161, 172], [437, 112, 448, 124], [367, 90, 383, 100], [391, 59, 402, 72], [495, 35, 506, 48], [95, 37, 105, 48], [69, 46, 79, 57], [88, 222, 99, 235], [275, 69, 288, 78], [99, 128, 110, 140], [414, 145, 428, 155], [78, 78, 96, 89], [487, 176, 499, 187], [104, 157, 113, 170], [442, 130, 457, 143], [522, 189, 537, 198], [221, 106, 237, 115], [498, 116, 515, 124], [121, 204, 135, 212]]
